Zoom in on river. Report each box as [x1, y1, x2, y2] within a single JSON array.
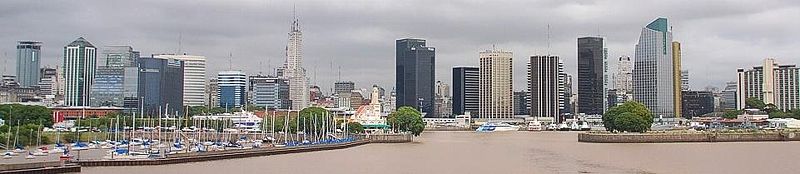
[[81, 131, 800, 174]]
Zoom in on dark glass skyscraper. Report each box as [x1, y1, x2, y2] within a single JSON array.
[[452, 66, 479, 116], [577, 37, 607, 115], [138, 57, 184, 115], [396, 38, 435, 117]]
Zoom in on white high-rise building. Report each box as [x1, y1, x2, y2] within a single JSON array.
[[153, 54, 207, 106], [284, 17, 309, 110], [479, 49, 513, 120], [736, 58, 800, 111], [633, 18, 676, 118], [615, 56, 633, 94]]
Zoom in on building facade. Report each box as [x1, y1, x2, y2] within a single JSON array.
[[63, 37, 97, 106], [452, 66, 479, 116], [478, 49, 513, 120], [673, 41, 683, 118], [633, 18, 676, 118], [395, 38, 435, 117], [736, 58, 800, 111], [528, 55, 564, 121], [682, 90, 715, 118], [513, 91, 529, 115], [100, 46, 139, 67], [434, 81, 452, 118], [249, 75, 289, 109], [153, 54, 207, 107], [577, 37, 608, 115], [16, 41, 42, 88], [138, 57, 184, 115], [284, 18, 310, 110], [334, 81, 355, 95], [218, 71, 247, 109]]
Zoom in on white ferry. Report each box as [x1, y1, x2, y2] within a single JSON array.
[[476, 122, 520, 132]]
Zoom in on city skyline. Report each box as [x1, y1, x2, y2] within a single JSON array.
[[0, 1, 798, 94]]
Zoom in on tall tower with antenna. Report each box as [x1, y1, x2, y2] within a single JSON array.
[[285, 4, 309, 109]]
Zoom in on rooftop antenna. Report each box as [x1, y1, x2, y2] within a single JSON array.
[[2, 52, 6, 75], [228, 52, 233, 70], [547, 24, 551, 55], [177, 32, 183, 55], [337, 65, 341, 82]]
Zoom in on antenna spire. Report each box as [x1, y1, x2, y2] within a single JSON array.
[[177, 32, 183, 55], [228, 52, 233, 70], [547, 24, 551, 55]]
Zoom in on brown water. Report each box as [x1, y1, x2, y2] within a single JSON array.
[[81, 131, 800, 174]]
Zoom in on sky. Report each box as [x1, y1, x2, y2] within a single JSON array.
[[0, 0, 798, 94]]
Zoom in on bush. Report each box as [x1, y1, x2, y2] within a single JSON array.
[[613, 112, 650, 133]]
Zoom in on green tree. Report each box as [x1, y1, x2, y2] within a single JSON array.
[[603, 101, 653, 133], [0, 104, 53, 126], [387, 106, 425, 136], [745, 97, 766, 110], [346, 122, 364, 134], [722, 110, 742, 119]]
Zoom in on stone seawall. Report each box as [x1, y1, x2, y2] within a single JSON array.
[[0, 161, 81, 174], [578, 131, 800, 143]]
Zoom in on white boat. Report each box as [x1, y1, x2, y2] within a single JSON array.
[[527, 121, 543, 131], [25, 152, 35, 159], [580, 121, 591, 131], [570, 122, 581, 131], [557, 123, 570, 131], [476, 122, 520, 132], [546, 124, 558, 131]]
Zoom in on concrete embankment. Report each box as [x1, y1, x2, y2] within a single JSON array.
[[0, 161, 81, 174], [578, 131, 800, 143]]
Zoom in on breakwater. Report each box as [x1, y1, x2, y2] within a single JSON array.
[[578, 131, 800, 143]]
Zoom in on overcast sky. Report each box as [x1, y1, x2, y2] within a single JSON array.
[[1, 0, 798, 94]]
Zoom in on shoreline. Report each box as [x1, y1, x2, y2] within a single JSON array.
[[578, 131, 800, 143]]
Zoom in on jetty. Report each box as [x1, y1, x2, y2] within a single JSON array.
[[578, 131, 800, 143]]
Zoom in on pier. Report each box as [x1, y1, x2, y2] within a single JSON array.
[[578, 131, 800, 143]]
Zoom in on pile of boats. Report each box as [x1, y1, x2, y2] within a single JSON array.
[[475, 121, 592, 132]]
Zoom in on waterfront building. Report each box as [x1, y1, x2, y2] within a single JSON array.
[[153, 54, 207, 107], [452, 66, 479, 117], [633, 18, 676, 118], [206, 78, 219, 108], [385, 89, 396, 113], [91, 46, 141, 112], [673, 41, 683, 118], [577, 37, 608, 115], [249, 75, 289, 109], [513, 91, 529, 115], [682, 90, 715, 118], [283, 18, 310, 110], [218, 71, 247, 109], [681, 70, 690, 91], [138, 57, 184, 115], [38, 67, 60, 97], [736, 58, 800, 111], [335, 92, 351, 109], [435, 81, 452, 118], [562, 73, 574, 116], [16, 41, 42, 88], [614, 56, 633, 104], [352, 86, 387, 127], [478, 49, 513, 120], [63, 37, 97, 106], [395, 38, 435, 117], [350, 89, 366, 110], [528, 55, 564, 122], [720, 81, 738, 110]]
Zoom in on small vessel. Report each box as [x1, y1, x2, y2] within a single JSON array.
[[580, 121, 591, 131], [557, 123, 570, 131], [476, 122, 520, 132], [526, 120, 543, 131], [546, 124, 558, 131], [570, 122, 580, 131], [25, 152, 35, 159]]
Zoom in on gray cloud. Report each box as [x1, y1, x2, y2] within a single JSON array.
[[0, 0, 798, 94]]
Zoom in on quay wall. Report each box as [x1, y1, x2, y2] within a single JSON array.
[[578, 131, 800, 143], [0, 162, 80, 174], [76, 133, 413, 167]]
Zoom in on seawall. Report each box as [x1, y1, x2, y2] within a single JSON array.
[[578, 131, 800, 143], [0, 161, 81, 174]]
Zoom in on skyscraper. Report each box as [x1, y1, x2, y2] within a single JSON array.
[[334, 81, 355, 95], [218, 71, 247, 109], [153, 54, 207, 107], [681, 70, 689, 91], [16, 41, 42, 88], [736, 58, 800, 111], [395, 38, 435, 117], [528, 55, 564, 122], [720, 81, 738, 110], [284, 18, 310, 110], [633, 18, 676, 118], [38, 67, 58, 96], [91, 46, 140, 111], [478, 49, 513, 120], [577, 37, 608, 115], [138, 57, 184, 115], [63, 37, 97, 106], [673, 41, 683, 118], [513, 91, 529, 115], [452, 66, 479, 116]]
